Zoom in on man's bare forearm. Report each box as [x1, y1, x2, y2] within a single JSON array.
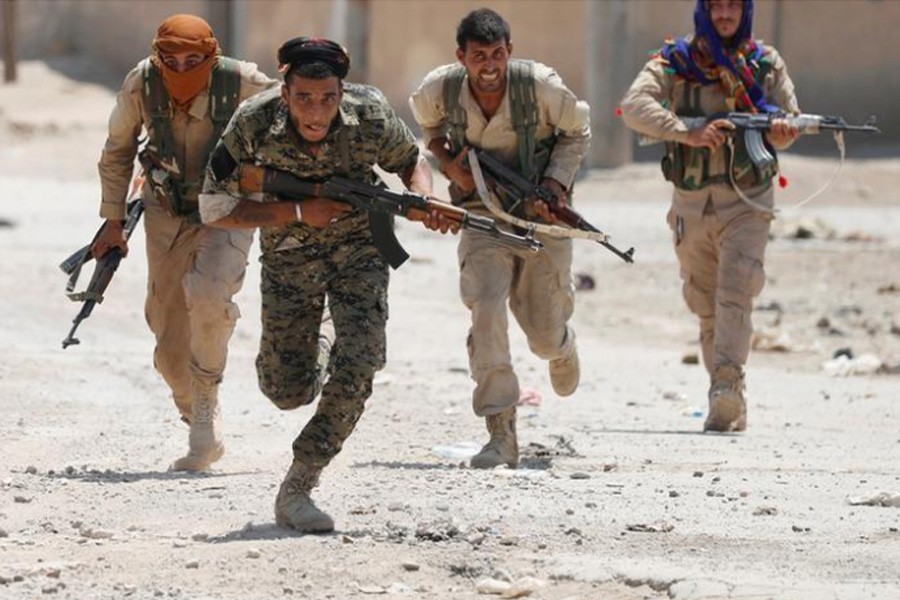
[[401, 156, 434, 197], [210, 199, 299, 229], [427, 137, 454, 172]]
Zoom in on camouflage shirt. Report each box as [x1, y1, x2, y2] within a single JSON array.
[[199, 84, 420, 254]]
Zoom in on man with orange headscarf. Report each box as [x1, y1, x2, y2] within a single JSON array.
[[93, 15, 277, 471]]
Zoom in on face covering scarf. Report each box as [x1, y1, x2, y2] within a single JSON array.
[[151, 14, 220, 108]]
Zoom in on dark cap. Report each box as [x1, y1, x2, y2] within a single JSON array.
[[277, 37, 351, 79]]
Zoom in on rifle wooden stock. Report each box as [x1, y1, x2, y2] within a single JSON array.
[[235, 163, 542, 268]]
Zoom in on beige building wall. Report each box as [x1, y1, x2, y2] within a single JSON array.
[[16, 0, 211, 76], [238, 0, 348, 78], [9, 0, 899, 149], [366, 0, 587, 126]]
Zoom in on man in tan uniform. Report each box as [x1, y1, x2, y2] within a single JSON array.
[[410, 8, 591, 468], [91, 15, 277, 470], [620, 0, 799, 431]]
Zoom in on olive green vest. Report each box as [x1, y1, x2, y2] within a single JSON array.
[[142, 57, 241, 218], [442, 60, 558, 211], [662, 54, 776, 191]]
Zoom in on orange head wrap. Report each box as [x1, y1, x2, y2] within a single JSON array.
[[151, 14, 220, 108]]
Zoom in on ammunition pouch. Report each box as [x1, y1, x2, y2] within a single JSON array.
[[664, 55, 778, 192], [138, 149, 201, 223], [662, 132, 775, 192]]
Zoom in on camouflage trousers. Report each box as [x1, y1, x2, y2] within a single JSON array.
[[668, 185, 773, 374], [257, 232, 389, 469], [143, 204, 253, 413]]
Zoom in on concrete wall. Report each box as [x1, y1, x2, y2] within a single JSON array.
[[366, 0, 587, 126], [8, 0, 898, 153], [15, 0, 210, 74]]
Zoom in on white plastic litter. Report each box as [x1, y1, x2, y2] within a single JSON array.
[[848, 492, 900, 507], [821, 353, 882, 377], [431, 441, 481, 460]]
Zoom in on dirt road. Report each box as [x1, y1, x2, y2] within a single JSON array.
[[1, 61, 898, 600]]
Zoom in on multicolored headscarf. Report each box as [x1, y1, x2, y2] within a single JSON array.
[[659, 0, 778, 114]]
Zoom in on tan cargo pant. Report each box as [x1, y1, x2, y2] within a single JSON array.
[[458, 228, 574, 417], [143, 204, 253, 415], [668, 185, 773, 375]]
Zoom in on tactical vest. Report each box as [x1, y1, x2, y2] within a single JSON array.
[[443, 60, 556, 208], [142, 57, 241, 220], [662, 54, 776, 191]]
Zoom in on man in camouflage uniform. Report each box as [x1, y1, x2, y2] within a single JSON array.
[[409, 8, 590, 469], [199, 37, 433, 533], [92, 14, 276, 471], [620, 0, 799, 431]]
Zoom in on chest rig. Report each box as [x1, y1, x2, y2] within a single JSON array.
[[663, 54, 776, 191], [141, 57, 241, 221], [443, 60, 556, 208]]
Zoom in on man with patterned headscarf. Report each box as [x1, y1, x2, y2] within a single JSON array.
[[93, 15, 277, 470], [199, 36, 436, 532], [620, 0, 800, 432]]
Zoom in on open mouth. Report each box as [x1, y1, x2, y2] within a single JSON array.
[[304, 124, 328, 135]]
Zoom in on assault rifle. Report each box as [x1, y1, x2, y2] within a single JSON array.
[[60, 192, 144, 349], [640, 113, 880, 174], [238, 164, 543, 269], [467, 149, 635, 264]]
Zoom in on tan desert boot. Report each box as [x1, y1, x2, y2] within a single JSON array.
[[274, 461, 334, 533], [549, 330, 580, 397], [170, 380, 225, 471], [704, 364, 747, 432], [173, 392, 192, 424], [470, 407, 519, 469]]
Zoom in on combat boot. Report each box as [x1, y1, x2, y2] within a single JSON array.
[[470, 407, 519, 469], [170, 380, 225, 471], [704, 364, 747, 432], [549, 329, 580, 396], [274, 461, 334, 533]]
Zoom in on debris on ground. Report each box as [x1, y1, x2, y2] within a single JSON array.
[[822, 353, 883, 377]]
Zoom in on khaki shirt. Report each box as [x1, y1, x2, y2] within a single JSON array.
[[408, 61, 591, 188], [199, 84, 420, 255], [620, 44, 799, 179], [98, 56, 277, 220]]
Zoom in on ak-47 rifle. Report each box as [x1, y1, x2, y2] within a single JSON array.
[[60, 179, 144, 349], [467, 149, 635, 264], [238, 164, 543, 269], [638, 112, 880, 212], [639, 112, 880, 174]]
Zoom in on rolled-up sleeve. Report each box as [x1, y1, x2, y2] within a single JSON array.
[[198, 111, 249, 224], [408, 65, 454, 144], [97, 65, 144, 220], [620, 58, 691, 144], [765, 48, 801, 150], [538, 67, 591, 188], [378, 116, 420, 176], [237, 60, 280, 102]]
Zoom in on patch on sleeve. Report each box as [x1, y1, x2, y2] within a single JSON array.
[[210, 140, 238, 182]]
